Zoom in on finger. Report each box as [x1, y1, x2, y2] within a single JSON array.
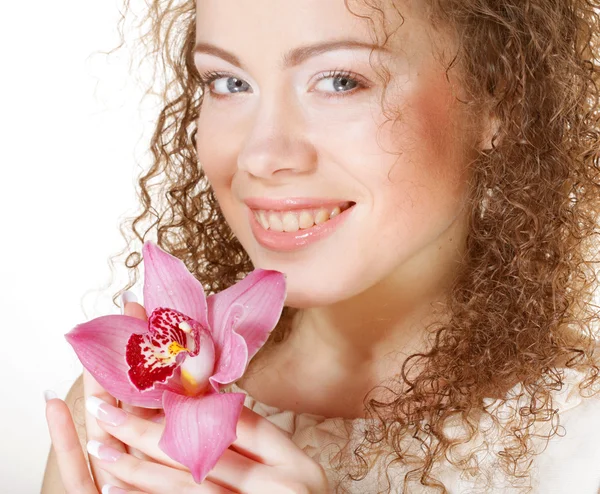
[[83, 369, 130, 489], [205, 447, 275, 492], [92, 401, 302, 493], [229, 405, 301, 466], [96, 398, 302, 469], [122, 296, 147, 322], [119, 402, 160, 461], [45, 398, 97, 494], [103, 489, 146, 494], [90, 402, 184, 470], [87, 445, 235, 494]]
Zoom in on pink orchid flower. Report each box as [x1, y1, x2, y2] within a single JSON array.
[[65, 241, 286, 483]]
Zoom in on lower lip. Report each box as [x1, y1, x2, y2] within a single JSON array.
[[248, 204, 355, 252]]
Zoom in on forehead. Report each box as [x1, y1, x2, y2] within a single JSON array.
[[195, 0, 425, 49]]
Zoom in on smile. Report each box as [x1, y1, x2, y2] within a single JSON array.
[[252, 201, 353, 232], [247, 201, 356, 252]]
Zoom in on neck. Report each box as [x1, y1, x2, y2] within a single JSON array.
[[239, 212, 469, 418]]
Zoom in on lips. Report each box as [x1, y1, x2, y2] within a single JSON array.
[[246, 200, 356, 252]]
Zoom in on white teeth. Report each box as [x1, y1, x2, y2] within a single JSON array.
[[254, 203, 353, 232], [258, 211, 269, 229], [268, 213, 284, 232], [314, 209, 329, 225], [282, 213, 300, 232], [299, 211, 314, 229]]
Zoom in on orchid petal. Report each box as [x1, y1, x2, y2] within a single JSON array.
[[142, 242, 209, 329], [207, 269, 286, 389], [180, 328, 216, 396], [159, 390, 245, 484], [65, 315, 185, 408]]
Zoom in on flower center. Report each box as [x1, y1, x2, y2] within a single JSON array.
[[163, 340, 188, 358], [126, 307, 201, 391]]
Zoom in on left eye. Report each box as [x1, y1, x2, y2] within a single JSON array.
[[313, 70, 365, 97], [198, 70, 367, 98]]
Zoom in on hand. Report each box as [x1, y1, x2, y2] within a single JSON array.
[[45, 397, 131, 494], [46, 296, 329, 493], [44, 295, 162, 492], [86, 397, 329, 493], [83, 296, 163, 490]]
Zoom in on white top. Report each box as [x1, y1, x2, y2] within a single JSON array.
[[230, 367, 600, 493]]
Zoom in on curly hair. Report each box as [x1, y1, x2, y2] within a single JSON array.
[[109, 0, 600, 491]]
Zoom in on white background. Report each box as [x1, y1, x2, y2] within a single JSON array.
[[0, 1, 152, 491], [3, 2, 599, 493]]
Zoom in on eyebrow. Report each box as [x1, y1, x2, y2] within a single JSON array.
[[193, 39, 390, 71]]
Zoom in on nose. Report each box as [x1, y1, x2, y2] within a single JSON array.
[[236, 94, 317, 181]]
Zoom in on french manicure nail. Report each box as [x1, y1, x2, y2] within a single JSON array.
[[121, 290, 138, 306], [87, 440, 122, 462], [86, 396, 127, 426], [120, 291, 138, 314], [44, 390, 58, 403]]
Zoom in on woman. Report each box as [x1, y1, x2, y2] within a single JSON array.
[[43, 0, 600, 492]]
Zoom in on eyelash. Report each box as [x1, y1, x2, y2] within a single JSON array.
[[197, 69, 368, 100]]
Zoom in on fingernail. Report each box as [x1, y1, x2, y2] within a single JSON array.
[[120, 291, 138, 314], [44, 390, 58, 403], [86, 396, 127, 426], [87, 440, 122, 462], [121, 291, 138, 306], [102, 485, 128, 494]]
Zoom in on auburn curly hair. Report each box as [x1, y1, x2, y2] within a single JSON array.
[[108, 0, 600, 492]]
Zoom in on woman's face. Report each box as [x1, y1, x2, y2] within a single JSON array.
[[195, 0, 483, 309]]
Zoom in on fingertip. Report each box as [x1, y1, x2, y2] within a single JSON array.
[[44, 391, 68, 420], [121, 290, 138, 306], [44, 389, 58, 403], [124, 301, 147, 321], [120, 291, 147, 320], [45, 397, 68, 426]]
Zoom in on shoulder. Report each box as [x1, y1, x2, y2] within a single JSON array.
[[533, 373, 600, 493], [442, 367, 600, 493], [66, 373, 84, 404]]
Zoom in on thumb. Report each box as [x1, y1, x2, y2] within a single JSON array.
[[121, 291, 147, 321]]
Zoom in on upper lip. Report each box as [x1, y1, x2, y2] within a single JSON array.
[[243, 197, 353, 211]]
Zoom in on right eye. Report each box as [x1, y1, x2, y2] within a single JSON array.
[[198, 71, 252, 97]]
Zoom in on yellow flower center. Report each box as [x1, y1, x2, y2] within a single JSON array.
[[168, 341, 188, 355], [153, 340, 189, 363]]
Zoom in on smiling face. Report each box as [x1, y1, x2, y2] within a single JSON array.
[[194, 0, 485, 309]]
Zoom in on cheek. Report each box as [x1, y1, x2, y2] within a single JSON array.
[[194, 123, 242, 234], [412, 74, 458, 158], [196, 115, 240, 196], [359, 74, 472, 256], [389, 74, 471, 206]]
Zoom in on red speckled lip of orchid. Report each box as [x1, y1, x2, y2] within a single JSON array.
[[126, 307, 216, 396], [64, 241, 287, 484]]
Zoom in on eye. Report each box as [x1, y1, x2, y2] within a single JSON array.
[[197, 69, 369, 99], [198, 71, 252, 98], [313, 70, 368, 99]]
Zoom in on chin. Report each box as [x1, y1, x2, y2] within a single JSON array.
[[280, 280, 357, 309]]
